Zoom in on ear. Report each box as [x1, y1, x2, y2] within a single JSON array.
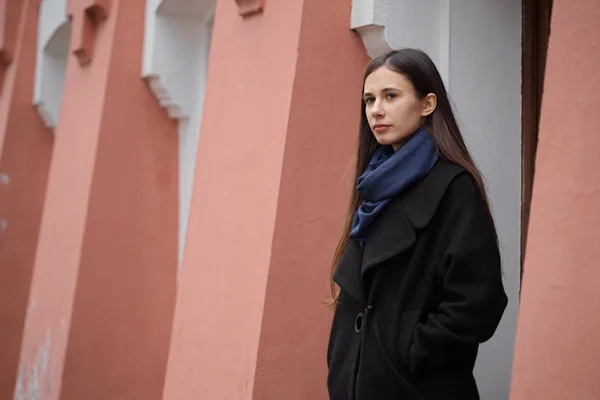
[[421, 93, 437, 117]]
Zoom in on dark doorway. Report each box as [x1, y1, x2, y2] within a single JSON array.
[[521, 0, 553, 281]]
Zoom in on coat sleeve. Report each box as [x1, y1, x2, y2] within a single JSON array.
[[408, 174, 508, 374]]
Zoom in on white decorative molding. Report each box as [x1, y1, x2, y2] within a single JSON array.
[[350, 0, 389, 58], [33, 0, 70, 130], [351, 24, 391, 59], [351, 0, 450, 85], [143, 0, 215, 270]]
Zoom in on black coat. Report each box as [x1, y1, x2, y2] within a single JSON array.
[[327, 160, 507, 400]]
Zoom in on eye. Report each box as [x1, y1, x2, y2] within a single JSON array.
[[386, 93, 397, 100], [364, 97, 375, 104]]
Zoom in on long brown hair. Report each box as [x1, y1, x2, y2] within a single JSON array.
[[328, 48, 496, 306]]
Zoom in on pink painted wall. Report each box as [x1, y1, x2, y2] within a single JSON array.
[[510, 0, 600, 398], [0, 1, 53, 398], [16, 1, 178, 399], [16, 6, 118, 396], [0, 0, 24, 96], [163, 1, 305, 397], [252, 1, 369, 397], [0, 0, 25, 154], [162, 0, 369, 398]]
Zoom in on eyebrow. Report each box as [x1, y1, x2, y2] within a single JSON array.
[[363, 87, 401, 97]]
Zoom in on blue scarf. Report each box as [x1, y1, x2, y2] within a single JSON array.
[[350, 126, 439, 244]]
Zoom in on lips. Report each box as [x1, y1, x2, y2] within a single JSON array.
[[373, 124, 391, 133]]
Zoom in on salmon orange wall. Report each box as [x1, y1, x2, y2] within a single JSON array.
[[16, 1, 178, 399], [0, 1, 54, 398], [511, 0, 600, 398]]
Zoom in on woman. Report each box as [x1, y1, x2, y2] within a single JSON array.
[[326, 48, 507, 400]]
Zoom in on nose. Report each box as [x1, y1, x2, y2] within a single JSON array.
[[370, 99, 384, 118]]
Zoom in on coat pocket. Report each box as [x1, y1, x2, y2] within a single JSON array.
[[394, 309, 422, 373]]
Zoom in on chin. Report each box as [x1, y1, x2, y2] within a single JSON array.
[[373, 134, 398, 147], [373, 131, 411, 148]]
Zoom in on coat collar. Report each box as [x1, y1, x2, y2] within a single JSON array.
[[333, 159, 465, 305], [399, 158, 465, 229]]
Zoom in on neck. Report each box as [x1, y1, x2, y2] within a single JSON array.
[[392, 125, 427, 152]]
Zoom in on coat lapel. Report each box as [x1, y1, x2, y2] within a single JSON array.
[[333, 240, 367, 304], [333, 159, 466, 304], [362, 159, 465, 276], [361, 199, 416, 276]]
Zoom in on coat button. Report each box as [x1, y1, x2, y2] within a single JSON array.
[[354, 312, 364, 333]]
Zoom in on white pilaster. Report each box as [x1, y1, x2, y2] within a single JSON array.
[[143, 0, 215, 271], [33, 0, 70, 130]]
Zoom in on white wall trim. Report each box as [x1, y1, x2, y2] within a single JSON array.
[[142, 0, 215, 272], [350, 0, 450, 85], [33, 0, 70, 130]]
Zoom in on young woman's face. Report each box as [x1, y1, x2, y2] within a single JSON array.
[[363, 66, 435, 151]]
